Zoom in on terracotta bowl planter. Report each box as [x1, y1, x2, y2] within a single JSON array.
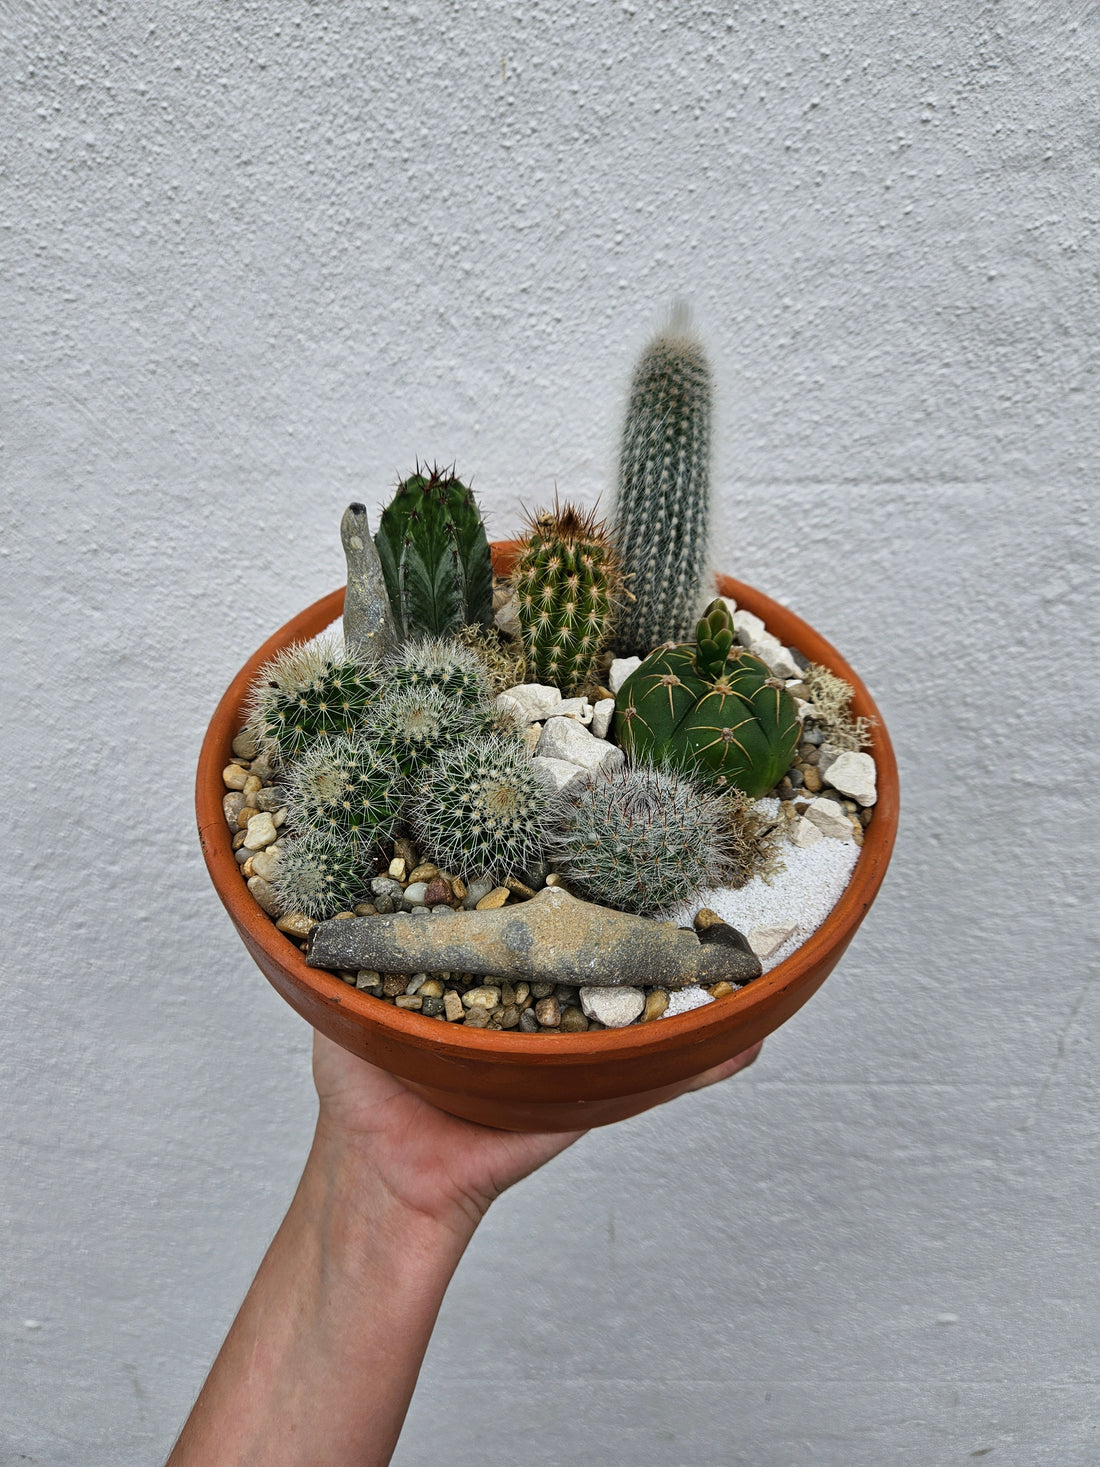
[[197, 544, 898, 1132]]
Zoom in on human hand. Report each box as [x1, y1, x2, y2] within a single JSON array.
[[311, 1030, 764, 1242]]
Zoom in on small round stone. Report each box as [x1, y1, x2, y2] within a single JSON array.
[[560, 1007, 589, 1033], [222, 764, 250, 791], [535, 996, 561, 1028], [407, 863, 439, 884], [421, 996, 445, 1018], [463, 1007, 491, 1028], [642, 990, 669, 1022], [403, 881, 429, 906], [463, 986, 502, 1010]]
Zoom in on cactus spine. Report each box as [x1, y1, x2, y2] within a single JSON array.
[[550, 761, 736, 917], [383, 636, 492, 705], [616, 598, 800, 797], [246, 637, 379, 766], [374, 466, 494, 639], [511, 502, 622, 696], [613, 311, 713, 655], [411, 732, 559, 883]]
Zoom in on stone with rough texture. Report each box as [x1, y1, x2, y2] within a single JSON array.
[[579, 985, 645, 1028], [500, 683, 562, 722], [590, 698, 615, 739], [276, 912, 316, 939], [247, 876, 282, 916], [531, 756, 590, 795], [555, 697, 593, 723], [475, 886, 510, 910], [803, 797, 855, 840], [788, 815, 824, 848], [748, 922, 800, 960], [536, 716, 624, 773], [823, 750, 878, 806], [341, 502, 397, 661], [307, 886, 762, 989], [609, 656, 642, 693]]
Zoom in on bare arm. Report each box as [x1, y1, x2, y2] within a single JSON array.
[[167, 1032, 762, 1467]]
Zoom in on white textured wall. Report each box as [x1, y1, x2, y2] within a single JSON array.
[[3, 4, 1097, 1463]]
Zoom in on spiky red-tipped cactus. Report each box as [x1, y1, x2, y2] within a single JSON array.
[[510, 501, 623, 696]]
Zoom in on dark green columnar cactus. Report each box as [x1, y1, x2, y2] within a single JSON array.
[[550, 761, 735, 917], [511, 502, 623, 696], [616, 599, 800, 797], [411, 732, 559, 883], [271, 832, 375, 919], [246, 638, 379, 766], [374, 466, 494, 639], [613, 311, 713, 655], [284, 734, 405, 845]]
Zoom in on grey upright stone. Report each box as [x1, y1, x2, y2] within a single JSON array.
[[341, 502, 398, 662]]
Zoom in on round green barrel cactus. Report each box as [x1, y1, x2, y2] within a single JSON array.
[[272, 831, 375, 919], [246, 637, 379, 766], [511, 501, 622, 696], [374, 465, 494, 639], [615, 599, 800, 797], [284, 734, 405, 845], [384, 635, 492, 705]]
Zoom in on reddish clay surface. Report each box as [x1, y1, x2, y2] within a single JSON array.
[[196, 545, 898, 1131]]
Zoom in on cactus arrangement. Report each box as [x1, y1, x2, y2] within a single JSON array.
[[612, 311, 713, 656], [550, 761, 736, 917], [374, 465, 494, 639], [615, 598, 801, 797], [511, 501, 623, 696], [246, 637, 379, 766], [411, 731, 560, 884]]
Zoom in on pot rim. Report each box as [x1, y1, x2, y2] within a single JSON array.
[[196, 548, 898, 1068]]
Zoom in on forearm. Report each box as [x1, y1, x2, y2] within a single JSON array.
[[167, 1126, 473, 1467]]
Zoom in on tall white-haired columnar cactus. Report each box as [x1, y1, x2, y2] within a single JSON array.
[[613, 307, 713, 656]]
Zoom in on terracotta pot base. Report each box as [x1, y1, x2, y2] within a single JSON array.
[[197, 547, 898, 1132]]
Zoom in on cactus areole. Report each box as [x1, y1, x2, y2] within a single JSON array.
[[615, 599, 800, 797]]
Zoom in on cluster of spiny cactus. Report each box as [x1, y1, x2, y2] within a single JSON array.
[[240, 302, 818, 931]]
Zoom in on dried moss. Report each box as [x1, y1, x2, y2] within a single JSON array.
[[804, 664, 874, 752], [452, 622, 526, 693], [719, 791, 787, 889]]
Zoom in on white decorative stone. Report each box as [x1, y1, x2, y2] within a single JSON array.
[[249, 846, 282, 882], [536, 716, 624, 773], [590, 697, 615, 739], [494, 600, 520, 636], [803, 797, 855, 841], [823, 751, 877, 806], [609, 656, 642, 693], [732, 608, 767, 647], [579, 985, 645, 1028], [500, 683, 563, 722], [750, 630, 803, 681], [531, 756, 590, 794], [817, 742, 843, 778], [242, 811, 278, 850], [788, 815, 824, 848], [747, 922, 799, 960], [555, 697, 594, 724]]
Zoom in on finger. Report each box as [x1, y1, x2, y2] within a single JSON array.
[[681, 1041, 764, 1093]]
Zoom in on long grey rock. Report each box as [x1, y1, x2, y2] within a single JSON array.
[[340, 502, 398, 662], [306, 886, 762, 990]]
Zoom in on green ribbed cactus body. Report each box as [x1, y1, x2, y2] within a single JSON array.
[[375, 467, 493, 639], [613, 319, 712, 655], [616, 600, 799, 797], [511, 503, 622, 696], [246, 639, 379, 766]]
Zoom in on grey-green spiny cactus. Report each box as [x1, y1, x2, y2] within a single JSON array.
[[383, 636, 493, 705], [284, 734, 405, 845], [549, 761, 735, 917], [613, 310, 713, 655], [271, 831, 375, 920], [246, 637, 379, 766], [411, 732, 559, 883]]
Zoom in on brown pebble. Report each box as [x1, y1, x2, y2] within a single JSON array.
[[354, 902, 378, 917], [707, 981, 736, 1000], [408, 862, 439, 884], [514, 982, 530, 1006], [418, 978, 444, 999], [241, 856, 255, 878], [223, 792, 246, 828], [394, 994, 423, 1010], [443, 990, 465, 1022], [505, 876, 536, 899], [222, 763, 250, 791], [531, 982, 555, 999], [232, 830, 248, 850], [275, 911, 316, 939], [243, 774, 262, 796], [499, 1005, 520, 1029], [247, 875, 282, 917], [642, 990, 669, 1022], [500, 981, 517, 1007], [382, 975, 408, 997], [423, 877, 455, 907], [859, 807, 873, 828], [394, 837, 418, 868], [593, 685, 615, 702], [850, 822, 864, 847], [535, 996, 561, 1027], [333, 911, 356, 921], [544, 873, 563, 888], [693, 908, 725, 932], [560, 1007, 589, 1033], [451, 876, 468, 900], [463, 1007, 491, 1028], [802, 766, 823, 793], [475, 887, 510, 910]]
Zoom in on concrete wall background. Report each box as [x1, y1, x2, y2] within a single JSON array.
[[3, 2, 1097, 1462]]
